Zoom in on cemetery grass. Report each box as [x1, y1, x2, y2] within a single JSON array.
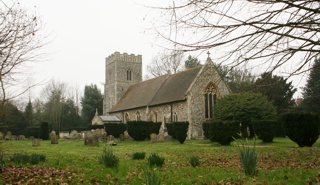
[[0, 138, 319, 184]]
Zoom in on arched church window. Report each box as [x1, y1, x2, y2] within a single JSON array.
[[205, 83, 217, 119], [136, 111, 141, 121], [127, 69, 132, 81], [124, 112, 130, 123]]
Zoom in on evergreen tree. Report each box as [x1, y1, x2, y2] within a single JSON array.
[[0, 102, 26, 135], [184, 55, 200, 69], [301, 58, 320, 115], [61, 98, 82, 131], [255, 72, 297, 115], [81, 84, 103, 126], [24, 100, 33, 127]]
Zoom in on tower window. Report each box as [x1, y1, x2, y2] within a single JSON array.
[[127, 69, 132, 81], [205, 83, 217, 119]]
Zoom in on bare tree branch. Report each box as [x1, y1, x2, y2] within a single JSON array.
[[150, 0, 319, 78]]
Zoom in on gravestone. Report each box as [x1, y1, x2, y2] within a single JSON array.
[[84, 131, 99, 146], [32, 138, 41, 146], [18, 135, 26, 140], [4, 131, 12, 140], [150, 133, 158, 143], [50, 132, 58, 144], [165, 135, 173, 142], [69, 130, 79, 139], [157, 134, 165, 142]]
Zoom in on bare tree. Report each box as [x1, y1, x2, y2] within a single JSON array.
[[150, 0, 319, 77], [146, 50, 184, 78], [41, 80, 67, 133], [0, 1, 46, 109]]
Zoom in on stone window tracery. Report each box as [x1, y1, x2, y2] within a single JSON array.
[[205, 83, 217, 119]]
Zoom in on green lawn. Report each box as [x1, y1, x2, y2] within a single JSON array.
[[1, 138, 319, 184]]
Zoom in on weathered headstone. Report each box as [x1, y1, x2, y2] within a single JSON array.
[[18, 135, 26, 140], [165, 135, 173, 142], [150, 133, 158, 143], [4, 131, 12, 140], [119, 133, 125, 141], [106, 135, 115, 142], [32, 138, 41, 146], [157, 134, 165, 142], [69, 130, 79, 139], [84, 131, 99, 146], [50, 132, 59, 144]]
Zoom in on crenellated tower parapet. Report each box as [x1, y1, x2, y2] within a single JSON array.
[[106, 51, 142, 64]]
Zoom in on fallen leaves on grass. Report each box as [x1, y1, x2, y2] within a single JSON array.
[[2, 165, 80, 185]]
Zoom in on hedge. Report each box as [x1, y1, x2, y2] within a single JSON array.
[[252, 120, 277, 142], [281, 112, 319, 147]]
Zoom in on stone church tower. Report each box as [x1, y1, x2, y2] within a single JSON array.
[[103, 52, 142, 114]]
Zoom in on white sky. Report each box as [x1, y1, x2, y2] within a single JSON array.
[[21, 0, 162, 99], [13, 0, 306, 101]]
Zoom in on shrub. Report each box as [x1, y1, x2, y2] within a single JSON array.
[[173, 122, 189, 144], [127, 121, 149, 141], [234, 138, 258, 176], [104, 123, 127, 137], [189, 156, 200, 167], [132, 152, 146, 160], [10, 153, 46, 165], [11, 153, 30, 165], [210, 121, 240, 145], [144, 172, 161, 185], [147, 153, 165, 168], [202, 121, 211, 139], [165, 123, 175, 139], [39, 122, 49, 140], [147, 122, 162, 136], [29, 154, 46, 165], [252, 120, 277, 142], [99, 148, 119, 168], [281, 112, 319, 147]]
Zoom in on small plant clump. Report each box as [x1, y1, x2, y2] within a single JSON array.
[[10, 153, 46, 165], [147, 153, 165, 168], [144, 171, 161, 185], [234, 137, 258, 176], [99, 148, 119, 168], [131, 152, 146, 160], [29, 154, 46, 165], [189, 156, 200, 167]]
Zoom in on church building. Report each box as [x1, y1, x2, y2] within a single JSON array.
[[100, 51, 231, 139]]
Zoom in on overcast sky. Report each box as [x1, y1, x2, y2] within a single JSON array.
[[21, 0, 162, 99], [14, 0, 306, 101]]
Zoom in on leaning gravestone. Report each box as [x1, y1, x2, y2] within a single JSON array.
[[32, 138, 41, 146], [84, 131, 99, 146]]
